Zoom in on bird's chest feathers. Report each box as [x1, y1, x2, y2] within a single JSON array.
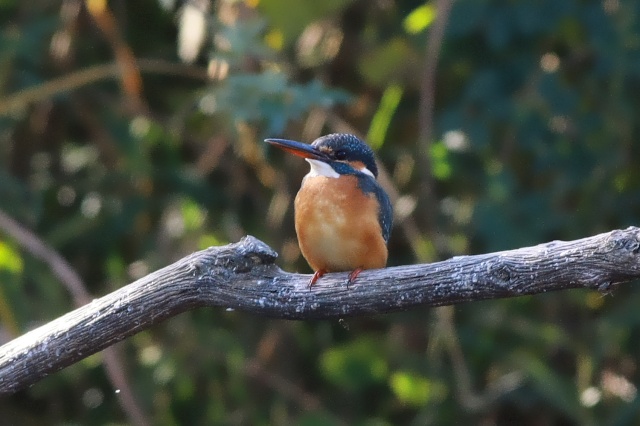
[[294, 174, 385, 271], [296, 175, 368, 230]]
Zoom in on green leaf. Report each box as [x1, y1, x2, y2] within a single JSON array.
[[180, 198, 205, 231], [320, 337, 388, 391], [0, 240, 23, 273], [258, 0, 349, 46], [359, 38, 416, 85], [367, 83, 403, 149], [208, 71, 349, 134], [429, 141, 452, 180], [403, 4, 437, 34], [390, 371, 445, 406]]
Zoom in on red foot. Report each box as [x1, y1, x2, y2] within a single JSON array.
[[308, 269, 326, 289], [346, 268, 363, 288], [308, 268, 363, 289]]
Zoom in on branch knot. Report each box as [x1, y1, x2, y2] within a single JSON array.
[[189, 236, 278, 283], [608, 227, 640, 254], [487, 259, 514, 287]]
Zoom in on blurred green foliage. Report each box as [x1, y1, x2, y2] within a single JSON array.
[[1, 0, 640, 424]]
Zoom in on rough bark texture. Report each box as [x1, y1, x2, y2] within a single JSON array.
[[1, 227, 640, 395]]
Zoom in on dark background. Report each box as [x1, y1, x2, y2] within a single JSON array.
[[1, 0, 640, 424]]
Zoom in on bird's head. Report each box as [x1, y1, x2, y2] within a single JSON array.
[[265, 133, 378, 179]]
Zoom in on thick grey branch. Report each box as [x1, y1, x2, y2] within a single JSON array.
[[2, 227, 640, 395]]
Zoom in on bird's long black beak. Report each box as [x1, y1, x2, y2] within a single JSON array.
[[265, 138, 330, 162]]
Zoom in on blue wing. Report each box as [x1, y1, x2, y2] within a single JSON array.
[[356, 174, 393, 243], [332, 160, 393, 243]]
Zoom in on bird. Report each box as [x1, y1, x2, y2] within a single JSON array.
[[265, 133, 393, 288]]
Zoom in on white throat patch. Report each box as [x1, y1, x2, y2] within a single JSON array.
[[306, 159, 340, 178]]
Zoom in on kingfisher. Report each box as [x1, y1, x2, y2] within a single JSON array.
[[265, 133, 393, 288]]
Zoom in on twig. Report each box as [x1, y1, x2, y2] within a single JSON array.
[[417, 0, 455, 244], [435, 305, 524, 411], [0, 210, 149, 426], [0, 210, 90, 306], [0, 228, 639, 395], [418, 0, 455, 151], [0, 59, 209, 116]]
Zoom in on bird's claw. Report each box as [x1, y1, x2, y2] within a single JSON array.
[[308, 269, 326, 289], [345, 268, 363, 289]]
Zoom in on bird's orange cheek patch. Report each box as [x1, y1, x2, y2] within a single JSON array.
[[349, 160, 366, 169]]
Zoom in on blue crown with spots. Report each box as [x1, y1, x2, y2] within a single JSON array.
[[311, 134, 379, 178]]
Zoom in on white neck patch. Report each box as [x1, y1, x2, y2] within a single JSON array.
[[305, 158, 376, 180], [306, 159, 340, 178], [358, 166, 375, 179]]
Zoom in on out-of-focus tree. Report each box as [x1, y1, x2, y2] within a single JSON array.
[[1, 0, 640, 424]]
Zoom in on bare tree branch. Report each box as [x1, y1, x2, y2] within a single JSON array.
[[1, 227, 640, 395]]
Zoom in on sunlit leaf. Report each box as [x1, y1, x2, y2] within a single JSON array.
[[264, 28, 284, 51], [258, 0, 348, 46], [199, 234, 226, 249], [429, 141, 452, 180], [403, 4, 437, 34], [367, 83, 403, 149], [0, 240, 23, 273], [180, 198, 205, 231], [390, 371, 444, 406]]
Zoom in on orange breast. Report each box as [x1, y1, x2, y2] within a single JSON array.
[[294, 174, 388, 273]]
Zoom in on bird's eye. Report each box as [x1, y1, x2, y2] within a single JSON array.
[[334, 149, 347, 160]]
